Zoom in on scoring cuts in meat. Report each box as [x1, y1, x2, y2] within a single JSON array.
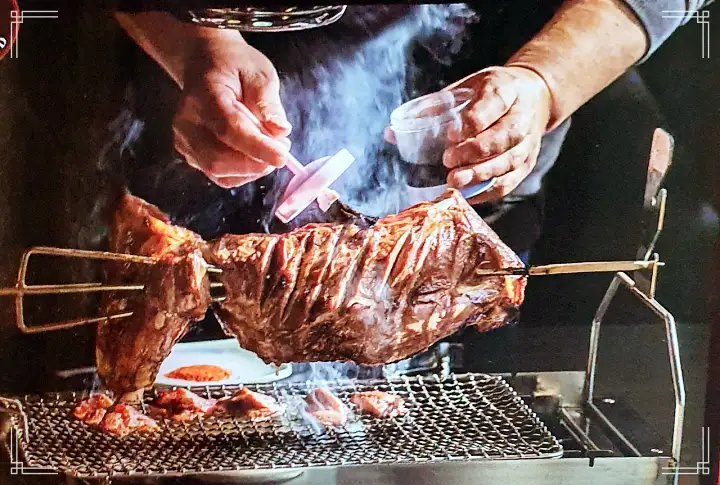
[[97, 190, 526, 396]]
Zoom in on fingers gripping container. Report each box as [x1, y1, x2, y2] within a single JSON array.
[[389, 88, 496, 201]]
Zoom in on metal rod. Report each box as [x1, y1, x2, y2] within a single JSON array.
[[643, 189, 667, 261], [17, 312, 134, 334], [617, 271, 686, 465], [585, 402, 642, 457], [0, 283, 144, 296], [14, 245, 221, 271], [582, 271, 686, 467], [583, 275, 622, 403], [557, 407, 602, 453], [22, 246, 158, 264], [476, 260, 662, 277], [0, 245, 224, 334]]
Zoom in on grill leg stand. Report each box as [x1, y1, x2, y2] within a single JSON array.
[[582, 272, 686, 485]]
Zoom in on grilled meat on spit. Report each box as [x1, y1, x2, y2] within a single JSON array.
[[210, 189, 526, 364], [97, 194, 211, 398], [99, 191, 525, 395]]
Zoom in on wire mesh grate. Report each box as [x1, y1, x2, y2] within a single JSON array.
[[4, 373, 562, 478]]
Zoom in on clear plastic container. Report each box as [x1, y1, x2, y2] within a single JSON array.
[[389, 88, 473, 166]]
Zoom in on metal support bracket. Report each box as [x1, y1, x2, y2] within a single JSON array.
[[583, 128, 685, 485]]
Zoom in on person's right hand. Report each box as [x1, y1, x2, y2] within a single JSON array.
[[173, 30, 292, 188]]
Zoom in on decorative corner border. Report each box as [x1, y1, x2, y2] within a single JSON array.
[[662, 9, 711, 59], [661, 427, 711, 476], [7, 428, 57, 475], [9, 9, 58, 59]]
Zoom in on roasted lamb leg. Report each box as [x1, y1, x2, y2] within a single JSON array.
[[97, 193, 211, 398], [100, 190, 525, 395], [208, 190, 526, 365]]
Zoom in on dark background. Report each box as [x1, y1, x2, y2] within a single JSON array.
[[0, 0, 716, 417]]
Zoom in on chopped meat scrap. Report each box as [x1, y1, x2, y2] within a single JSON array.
[[72, 394, 114, 426], [97, 404, 159, 438], [351, 391, 408, 418], [209, 388, 284, 420], [304, 388, 349, 427], [149, 388, 216, 422]]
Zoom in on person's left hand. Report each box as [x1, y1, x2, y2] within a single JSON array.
[[442, 65, 552, 204]]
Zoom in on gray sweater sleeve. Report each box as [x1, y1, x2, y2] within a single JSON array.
[[620, 0, 711, 62]]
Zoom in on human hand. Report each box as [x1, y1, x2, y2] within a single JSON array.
[[173, 30, 292, 188], [442, 66, 552, 204]]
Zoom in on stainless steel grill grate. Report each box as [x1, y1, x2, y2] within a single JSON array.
[[2, 374, 562, 479]]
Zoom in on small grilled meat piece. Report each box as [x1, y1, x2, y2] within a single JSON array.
[[73, 395, 114, 425], [149, 388, 216, 422], [97, 193, 211, 397], [209, 189, 525, 365], [97, 404, 159, 437], [351, 391, 407, 418], [209, 388, 285, 420], [305, 388, 349, 427], [307, 410, 347, 428]]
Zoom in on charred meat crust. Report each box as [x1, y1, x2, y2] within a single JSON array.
[[97, 194, 212, 396], [101, 190, 526, 395], [208, 190, 526, 365]]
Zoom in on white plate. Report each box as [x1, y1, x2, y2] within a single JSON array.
[[155, 339, 292, 388]]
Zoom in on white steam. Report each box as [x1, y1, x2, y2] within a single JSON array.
[[269, 5, 478, 219]]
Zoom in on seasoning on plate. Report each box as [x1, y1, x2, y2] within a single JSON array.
[[165, 365, 231, 382]]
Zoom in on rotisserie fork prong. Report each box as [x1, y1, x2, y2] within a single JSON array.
[[0, 246, 222, 334]]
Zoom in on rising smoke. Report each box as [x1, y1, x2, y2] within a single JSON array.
[[250, 4, 479, 223], [110, 5, 479, 239]]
